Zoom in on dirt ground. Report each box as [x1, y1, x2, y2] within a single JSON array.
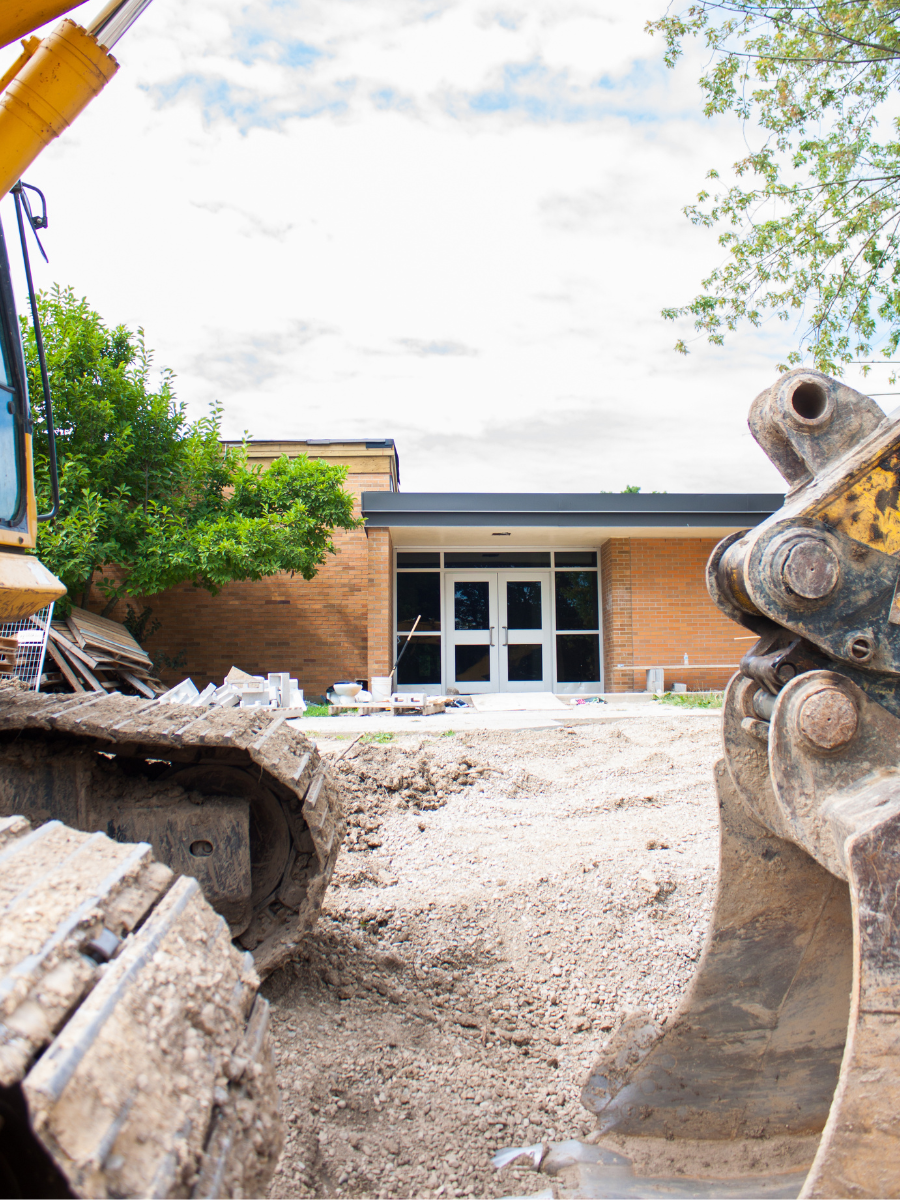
[[263, 710, 723, 1200]]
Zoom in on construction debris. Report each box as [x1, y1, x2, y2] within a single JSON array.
[[0, 636, 16, 677], [35, 605, 166, 697], [328, 697, 447, 716], [160, 667, 307, 711]]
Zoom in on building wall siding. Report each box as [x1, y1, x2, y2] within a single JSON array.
[[600, 539, 633, 693], [602, 536, 742, 692], [366, 527, 394, 685], [126, 470, 393, 700]]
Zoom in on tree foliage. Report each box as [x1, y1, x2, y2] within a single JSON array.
[[649, 0, 900, 372], [25, 287, 362, 611]]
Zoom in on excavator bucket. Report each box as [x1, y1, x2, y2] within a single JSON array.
[[568, 371, 900, 1199]]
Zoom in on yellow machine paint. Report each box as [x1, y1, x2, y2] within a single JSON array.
[[813, 449, 900, 556], [0, 20, 118, 202], [0, 4, 124, 622], [0, 1, 88, 52]]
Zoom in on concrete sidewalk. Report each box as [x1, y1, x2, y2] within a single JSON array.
[[287, 696, 723, 736]]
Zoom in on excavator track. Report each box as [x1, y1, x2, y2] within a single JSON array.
[[0, 813, 282, 1199], [0, 688, 345, 978]]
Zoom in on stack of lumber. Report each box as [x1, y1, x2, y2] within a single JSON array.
[[0, 636, 16, 677], [34, 606, 166, 697]]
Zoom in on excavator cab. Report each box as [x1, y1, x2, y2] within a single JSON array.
[[0, 194, 66, 619]]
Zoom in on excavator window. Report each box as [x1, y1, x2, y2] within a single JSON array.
[[0, 216, 27, 528], [0, 340, 20, 523]]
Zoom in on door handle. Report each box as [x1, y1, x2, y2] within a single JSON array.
[[490, 626, 495, 646], [502, 626, 508, 645]]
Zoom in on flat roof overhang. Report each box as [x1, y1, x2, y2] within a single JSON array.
[[362, 492, 782, 540]]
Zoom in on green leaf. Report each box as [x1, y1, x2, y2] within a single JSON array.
[[650, 0, 900, 370], [26, 287, 363, 607]]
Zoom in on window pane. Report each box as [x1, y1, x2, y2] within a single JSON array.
[[506, 580, 542, 629], [445, 552, 550, 569], [397, 572, 440, 631], [555, 551, 597, 567], [396, 635, 441, 684], [454, 581, 489, 630], [556, 634, 600, 683], [508, 644, 542, 682], [555, 571, 599, 630], [455, 644, 491, 682], [397, 552, 440, 567], [0, 395, 18, 521]]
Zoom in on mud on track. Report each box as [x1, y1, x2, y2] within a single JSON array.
[[264, 712, 722, 1199]]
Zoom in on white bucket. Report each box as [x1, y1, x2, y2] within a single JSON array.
[[371, 676, 392, 701]]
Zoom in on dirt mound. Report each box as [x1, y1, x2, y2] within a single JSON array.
[[335, 743, 495, 851]]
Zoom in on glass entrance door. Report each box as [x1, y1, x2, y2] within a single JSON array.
[[445, 571, 551, 692], [499, 571, 551, 691], [445, 574, 498, 693]]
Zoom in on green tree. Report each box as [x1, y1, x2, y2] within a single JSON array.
[[650, 0, 900, 373], [25, 286, 362, 612]]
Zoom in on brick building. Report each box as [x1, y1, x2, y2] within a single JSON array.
[[136, 439, 781, 697]]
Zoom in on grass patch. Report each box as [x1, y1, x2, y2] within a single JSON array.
[[441, 729, 456, 737], [304, 703, 332, 717], [655, 691, 724, 709], [360, 731, 394, 744]]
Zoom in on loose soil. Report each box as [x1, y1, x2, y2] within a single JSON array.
[[264, 712, 722, 1199]]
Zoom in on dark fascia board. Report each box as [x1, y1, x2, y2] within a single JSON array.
[[222, 438, 396, 446], [361, 491, 783, 527]]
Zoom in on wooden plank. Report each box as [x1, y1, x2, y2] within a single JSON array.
[[48, 639, 105, 693], [68, 606, 148, 659], [49, 635, 101, 673], [84, 645, 153, 669], [72, 656, 108, 692], [118, 670, 155, 699], [64, 617, 86, 649], [327, 700, 447, 716], [44, 641, 86, 693]]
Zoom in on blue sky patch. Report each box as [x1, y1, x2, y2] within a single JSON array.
[[147, 73, 350, 132]]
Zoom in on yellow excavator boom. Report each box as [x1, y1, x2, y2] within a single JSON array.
[[0, 1, 88, 51], [0, 20, 118, 202]]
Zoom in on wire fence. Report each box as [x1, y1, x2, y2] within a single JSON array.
[[0, 603, 53, 690]]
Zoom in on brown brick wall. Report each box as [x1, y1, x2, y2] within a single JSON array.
[[366, 527, 394, 685], [600, 539, 632, 692], [602, 537, 742, 693], [115, 471, 393, 700]]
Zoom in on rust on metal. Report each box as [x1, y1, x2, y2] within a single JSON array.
[[581, 369, 900, 1198], [797, 687, 858, 751]]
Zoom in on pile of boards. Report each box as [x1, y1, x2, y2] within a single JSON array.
[[37, 606, 166, 698], [0, 636, 17, 679]]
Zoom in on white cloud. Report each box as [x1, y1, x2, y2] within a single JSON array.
[[4, 0, 827, 497]]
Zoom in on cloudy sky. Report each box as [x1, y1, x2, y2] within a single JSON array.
[[7, 0, 893, 494]]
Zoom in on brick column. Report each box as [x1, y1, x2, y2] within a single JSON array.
[[601, 539, 635, 693], [366, 528, 393, 685]]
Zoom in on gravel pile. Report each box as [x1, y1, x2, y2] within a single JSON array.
[[264, 712, 722, 1199]]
